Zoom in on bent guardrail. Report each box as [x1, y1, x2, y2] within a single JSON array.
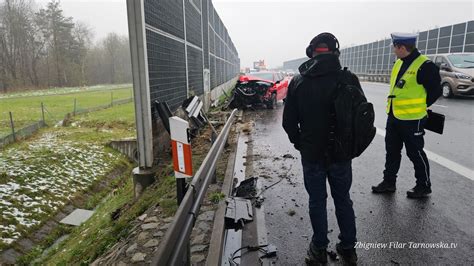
[[151, 109, 238, 266]]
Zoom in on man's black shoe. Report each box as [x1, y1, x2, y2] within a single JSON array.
[[305, 242, 327, 265], [406, 185, 432, 198], [371, 180, 396, 193], [336, 243, 358, 265]]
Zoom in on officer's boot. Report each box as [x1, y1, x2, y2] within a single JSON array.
[[371, 179, 396, 193], [406, 185, 432, 198]]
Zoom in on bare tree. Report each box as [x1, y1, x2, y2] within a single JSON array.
[[36, 0, 75, 87], [73, 22, 93, 86], [27, 12, 47, 87], [103, 32, 121, 84], [0, 0, 131, 92], [0, 0, 38, 89]]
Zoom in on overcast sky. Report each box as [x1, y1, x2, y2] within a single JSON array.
[[35, 0, 473, 68]]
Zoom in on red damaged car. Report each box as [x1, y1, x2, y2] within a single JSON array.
[[228, 71, 290, 109]]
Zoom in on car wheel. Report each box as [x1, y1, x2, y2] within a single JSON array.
[[267, 93, 277, 109], [442, 83, 453, 98]]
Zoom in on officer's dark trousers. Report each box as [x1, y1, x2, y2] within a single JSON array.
[[383, 114, 431, 187], [302, 159, 356, 249]]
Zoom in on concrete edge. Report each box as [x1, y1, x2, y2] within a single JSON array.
[[206, 130, 240, 265]]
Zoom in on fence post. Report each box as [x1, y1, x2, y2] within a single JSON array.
[[111, 92, 114, 107], [73, 98, 77, 116], [9, 112, 15, 141], [41, 102, 45, 124]]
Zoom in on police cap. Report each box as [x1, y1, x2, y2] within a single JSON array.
[[391, 32, 417, 45]]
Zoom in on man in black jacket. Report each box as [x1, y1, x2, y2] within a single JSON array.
[[283, 33, 360, 265]]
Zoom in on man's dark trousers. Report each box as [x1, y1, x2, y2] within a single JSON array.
[[383, 114, 431, 187], [302, 160, 356, 249]]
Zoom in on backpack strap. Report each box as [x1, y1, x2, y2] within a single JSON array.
[[337, 67, 351, 86], [287, 74, 303, 97]]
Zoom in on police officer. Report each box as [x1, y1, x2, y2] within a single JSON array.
[[372, 33, 442, 198]]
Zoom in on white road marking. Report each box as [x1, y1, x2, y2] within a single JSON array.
[[432, 104, 448, 108], [376, 128, 474, 181]]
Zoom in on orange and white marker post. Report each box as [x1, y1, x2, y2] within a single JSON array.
[[169, 116, 192, 204]]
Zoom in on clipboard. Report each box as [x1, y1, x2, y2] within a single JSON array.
[[425, 109, 445, 134]]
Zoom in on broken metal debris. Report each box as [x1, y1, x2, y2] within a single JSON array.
[[254, 197, 264, 208], [182, 96, 208, 137], [260, 244, 278, 259], [225, 197, 254, 231], [234, 177, 258, 199]]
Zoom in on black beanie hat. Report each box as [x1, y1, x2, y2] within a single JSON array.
[[306, 32, 340, 58], [310, 33, 337, 50]]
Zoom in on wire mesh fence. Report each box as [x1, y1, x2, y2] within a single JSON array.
[[0, 91, 134, 148]]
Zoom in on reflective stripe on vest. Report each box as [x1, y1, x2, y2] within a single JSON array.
[[387, 54, 428, 120]]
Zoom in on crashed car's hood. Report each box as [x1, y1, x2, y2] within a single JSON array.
[[239, 75, 274, 84]]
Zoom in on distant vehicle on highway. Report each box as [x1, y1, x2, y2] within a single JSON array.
[[249, 68, 258, 73], [228, 71, 289, 109], [284, 69, 296, 77], [432, 53, 474, 98]]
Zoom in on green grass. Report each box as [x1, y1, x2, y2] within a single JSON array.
[[37, 170, 178, 265], [62, 102, 137, 142], [3, 86, 235, 264], [0, 84, 133, 137], [0, 84, 131, 99], [73, 102, 136, 131], [209, 80, 237, 113], [0, 131, 131, 251], [16, 224, 72, 265], [0, 96, 137, 253], [209, 192, 226, 203]]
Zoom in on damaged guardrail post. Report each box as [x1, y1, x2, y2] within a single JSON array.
[[151, 109, 238, 266], [169, 116, 193, 203], [169, 116, 193, 265]]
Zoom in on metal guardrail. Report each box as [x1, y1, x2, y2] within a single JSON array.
[[151, 108, 238, 265], [357, 73, 390, 83]]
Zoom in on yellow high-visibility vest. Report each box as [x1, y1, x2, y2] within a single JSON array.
[[386, 54, 428, 120]]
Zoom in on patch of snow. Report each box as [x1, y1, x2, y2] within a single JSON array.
[[0, 130, 120, 244]]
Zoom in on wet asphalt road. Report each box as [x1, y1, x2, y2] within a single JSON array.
[[245, 82, 474, 265], [363, 82, 474, 168]]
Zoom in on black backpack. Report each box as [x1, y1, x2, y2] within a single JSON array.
[[332, 68, 376, 160]]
